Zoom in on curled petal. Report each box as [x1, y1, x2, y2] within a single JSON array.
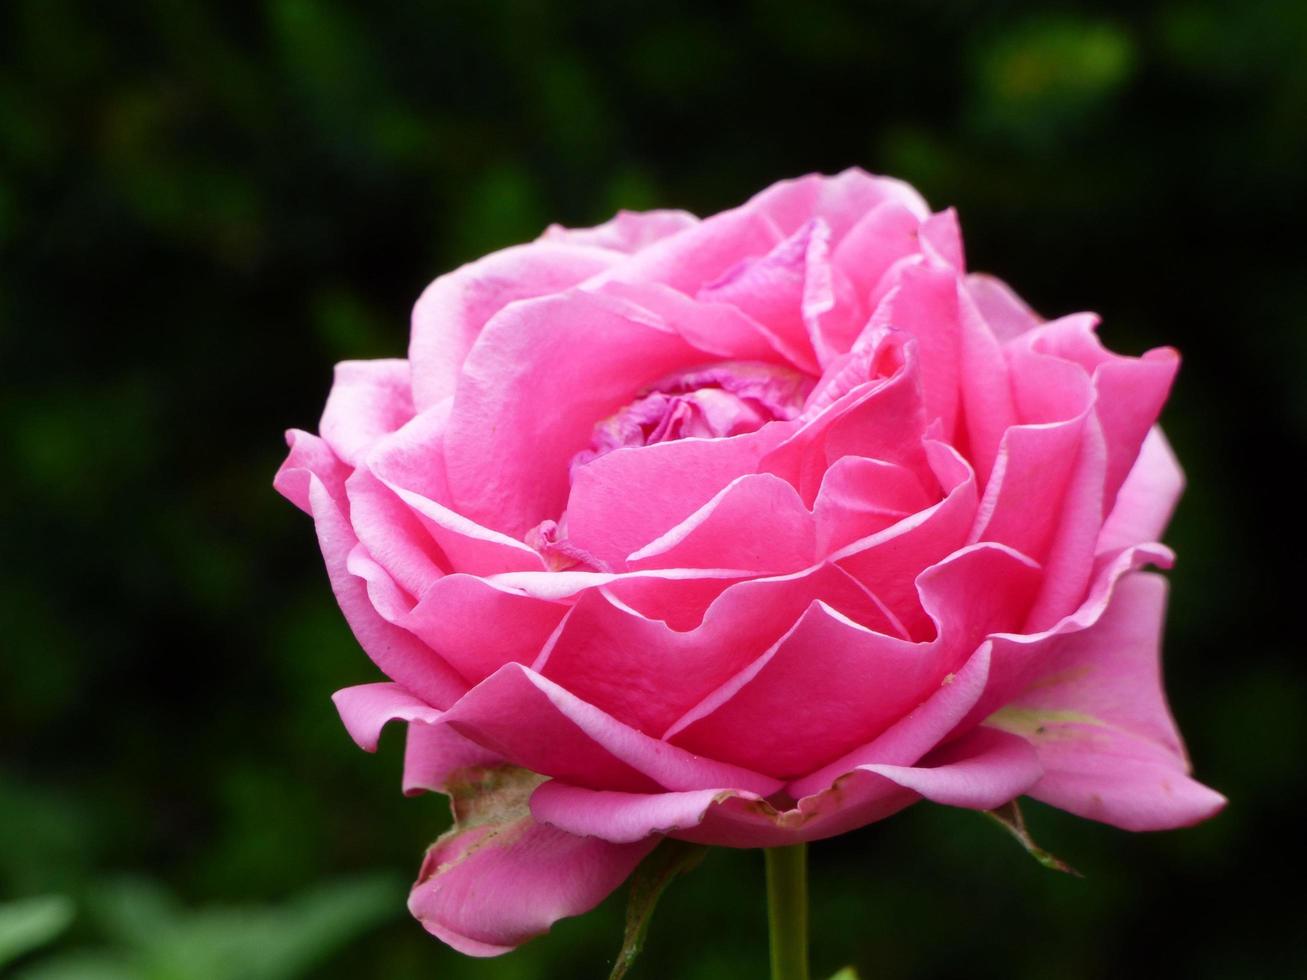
[[440, 663, 783, 796], [531, 726, 1041, 849], [409, 242, 619, 410], [274, 432, 467, 709], [987, 572, 1225, 831], [408, 764, 655, 956], [319, 360, 414, 466]]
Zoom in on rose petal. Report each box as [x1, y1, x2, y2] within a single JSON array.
[[988, 572, 1225, 830], [664, 543, 1041, 778], [409, 241, 620, 410], [627, 473, 815, 573], [332, 682, 442, 752], [531, 726, 1040, 849], [1097, 428, 1184, 554], [408, 765, 655, 955], [440, 663, 783, 795], [274, 432, 467, 709], [402, 573, 568, 685], [443, 289, 704, 536], [539, 209, 698, 253], [565, 422, 793, 570], [833, 442, 979, 638], [745, 168, 930, 242], [964, 272, 1042, 342], [319, 360, 415, 466], [366, 405, 546, 576], [538, 562, 900, 736]]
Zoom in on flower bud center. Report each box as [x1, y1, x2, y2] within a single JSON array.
[[570, 361, 812, 474]]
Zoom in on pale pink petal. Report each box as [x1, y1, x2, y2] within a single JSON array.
[[989, 573, 1224, 830], [955, 281, 1017, 484], [440, 663, 783, 795], [274, 432, 467, 709], [409, 797, 655, 956], [565, 423, 793, 570], [919, 208, 965, 269], [964, 272, 1042, 341], [409, 242, 620, 410], [532, 726, 1040, 849], [401, 722, 505, 795], [443, 290, 703, 536], [664, 544, 1040, 779], [366, 405, 546, 576], [590, 279, 806, 368], [591, 204, 782, 294], [344, 468, 447, 600], [811, 456, 934, 555], [1097, 428, 1185, 554], [318, 360, 415, 466], [762, 334, 931, 504], [627, 473, 815, 573], [539, 209, 698, 252], [956, 542, 1176, 732], [869, 258, 962, 438], [831, 200, 926, 299], [402, 574, 568, 684], [274, 428, 349, 514], [1030, 317, 1180, 509], [332, 682, 442, 752], [834, 442, 979, 637], [538, 563, 900, 736], [745, 168, 930, 242]]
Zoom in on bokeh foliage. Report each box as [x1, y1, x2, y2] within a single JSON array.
[[2, 2, 1304, 977]]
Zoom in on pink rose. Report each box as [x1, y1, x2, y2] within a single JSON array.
[[276, 170, 1224, 956]]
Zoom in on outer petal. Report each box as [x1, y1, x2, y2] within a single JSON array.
[[745, 168, 930, 242], [591, 203, 782, 294], [402, 573, 568, 685], [539, 209, 698, 252], [662, 543, 1040, 778], [1097, 428, 1185, 554], [274, 432, 467, 709], [988, 572, 1225, 830], [408, 242, 620, 410], [330, 682, 500, 794], [407, 765, 655, 956], [440, 663, 783, 796], [870, 258, 962, 438], [319, 360, 415, 466], [964, 272, 1042, 342], [332, 682, 441, 751], [365, 404, 546, 576], [530, 726, 1041, 848]]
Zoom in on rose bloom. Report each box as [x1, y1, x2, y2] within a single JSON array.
[[276, 170, 1224, 955]]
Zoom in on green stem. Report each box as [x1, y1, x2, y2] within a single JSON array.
[[765, 844, 809, 980]]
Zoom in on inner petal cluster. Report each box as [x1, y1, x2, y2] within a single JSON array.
[[570, 361, 813, 473]]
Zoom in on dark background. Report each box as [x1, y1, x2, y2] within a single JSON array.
[[2, 2, 1303, 978]]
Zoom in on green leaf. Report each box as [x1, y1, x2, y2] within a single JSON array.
[[827, 969, 861, 980], [984, 801, 1081, 876], [0, 895, 74, 968], [609, 839, 709, 980]]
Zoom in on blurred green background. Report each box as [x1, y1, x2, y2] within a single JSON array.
[[2, 1, 1304, 977]]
